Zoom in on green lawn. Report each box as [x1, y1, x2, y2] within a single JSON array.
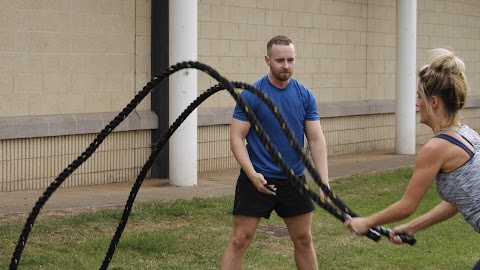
[[1, 168, 478, 269]]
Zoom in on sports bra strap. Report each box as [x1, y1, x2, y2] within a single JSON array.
[[435, 133, 475, 158]]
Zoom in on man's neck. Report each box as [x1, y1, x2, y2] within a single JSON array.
[[268, 74, 290, 89]]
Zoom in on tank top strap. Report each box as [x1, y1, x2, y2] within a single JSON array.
[[458, 124, 480, 152], [435, 133, 475, 158]]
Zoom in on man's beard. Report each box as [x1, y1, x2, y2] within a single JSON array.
[[272, 70, 292, 82]]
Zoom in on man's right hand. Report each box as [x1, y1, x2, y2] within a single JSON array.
[[248, 172, 276, 195]]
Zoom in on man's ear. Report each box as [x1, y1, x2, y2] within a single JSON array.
[[264, 55, 270, 66]]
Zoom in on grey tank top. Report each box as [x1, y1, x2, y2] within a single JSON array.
[[436, 124, 480, 233]]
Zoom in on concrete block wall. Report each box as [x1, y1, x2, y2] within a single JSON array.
[[197, 107, 480, 173], [0, 0, 152, 117], [0, 130, 152, 191], [1, 0, 480, 187], [417, 0, 480, 95], [198, 124, 238, 172], [198, 0, 372, 105], [196, 0, 480, 172], [0, 0, 155, 191]]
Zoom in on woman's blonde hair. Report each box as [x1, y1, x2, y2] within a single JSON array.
[[418, 48, 469, 132]]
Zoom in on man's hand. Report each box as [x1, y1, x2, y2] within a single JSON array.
[[247, 172, 276, 195]]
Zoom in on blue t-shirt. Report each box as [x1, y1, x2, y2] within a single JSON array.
[[233, 75, 320, 179]]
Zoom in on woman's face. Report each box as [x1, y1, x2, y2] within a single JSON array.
[[416, 84, 430, 125]]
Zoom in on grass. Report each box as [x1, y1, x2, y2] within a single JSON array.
[[0, 168, 478, 269]]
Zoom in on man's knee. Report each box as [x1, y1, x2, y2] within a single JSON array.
[[230, 215, 259, 251], [290, 232, 313, 248], [230, 232, 254, 251]]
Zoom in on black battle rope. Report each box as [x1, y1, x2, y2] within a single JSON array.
[[98, 66, 379, 270], [10, 61, 414, 270], [98, 84, 224, 269], [99, 63, 415, 269], [9, 75, 162, 270], [231, 81, 416, 246]]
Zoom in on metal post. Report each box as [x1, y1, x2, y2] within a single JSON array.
[[395, 0, 417, 155], [169, 0, 198, 186]]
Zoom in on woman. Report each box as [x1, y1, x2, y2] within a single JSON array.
[[344, 48, 480, 270]]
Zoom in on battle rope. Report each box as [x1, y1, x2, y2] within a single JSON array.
[[10, 61, 415, 270], [98, 84, 224, 269], [98, 63, 414, 269], [98, 80, 380, 270], [10, 70, 165, 270], [230, 81, 415, 245]]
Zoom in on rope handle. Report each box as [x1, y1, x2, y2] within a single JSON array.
[[376, 227, 417, 246], [343, 213, 416, 245]]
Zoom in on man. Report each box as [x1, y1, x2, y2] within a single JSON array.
[[220, 35, 330, 270]]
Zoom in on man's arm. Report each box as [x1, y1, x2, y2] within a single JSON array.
[[304, 120, 330, 191], [230, 118, 276, 195]]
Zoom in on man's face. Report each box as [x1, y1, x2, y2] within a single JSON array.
[[265, 44, 296, 82]]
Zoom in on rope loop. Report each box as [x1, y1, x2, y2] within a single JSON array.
[[10, 61, 415, 270]]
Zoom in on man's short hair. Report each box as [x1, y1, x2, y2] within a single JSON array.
[[267, 35, 293, 56]]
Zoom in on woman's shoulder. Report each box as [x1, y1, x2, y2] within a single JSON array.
[[420, 137, 451, 158]]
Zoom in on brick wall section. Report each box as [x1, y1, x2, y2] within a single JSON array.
[[0, 0, 151, 117], [198, 0, 371, 105], [196, 0, 480, 172], [0, 0, 155, 190], [417, 0, 480, 94], [1, 1, 480, 188], [0, 130, 152, 191]]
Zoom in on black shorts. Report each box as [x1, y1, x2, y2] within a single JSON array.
[[232, 169, 315, 219], [473, 260, 480, 270]]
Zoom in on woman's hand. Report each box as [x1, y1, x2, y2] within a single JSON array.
[[389, 223, 414, 244], [344, 217, 370, 235]]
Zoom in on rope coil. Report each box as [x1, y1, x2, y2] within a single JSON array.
[[9, 61, 415, 270]]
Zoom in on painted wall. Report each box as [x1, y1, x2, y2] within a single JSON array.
[[0, 0, 156, 190], [196, 0, 480, 171], [1, 0, 479, 190]]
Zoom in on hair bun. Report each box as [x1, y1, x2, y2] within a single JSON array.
[[428, 48, 465, 75]]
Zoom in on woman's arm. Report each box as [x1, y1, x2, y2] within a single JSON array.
[[389, 201, 458, 243], [345, 142, 444, 234]]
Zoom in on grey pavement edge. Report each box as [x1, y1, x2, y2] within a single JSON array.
[[0, 151, 416, 216]]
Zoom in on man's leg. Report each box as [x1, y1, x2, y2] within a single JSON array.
[[284, 212, 318, 270], [220, 215, 260, 270]]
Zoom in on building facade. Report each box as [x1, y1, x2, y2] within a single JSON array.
[[1, 0, 479, 191]]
